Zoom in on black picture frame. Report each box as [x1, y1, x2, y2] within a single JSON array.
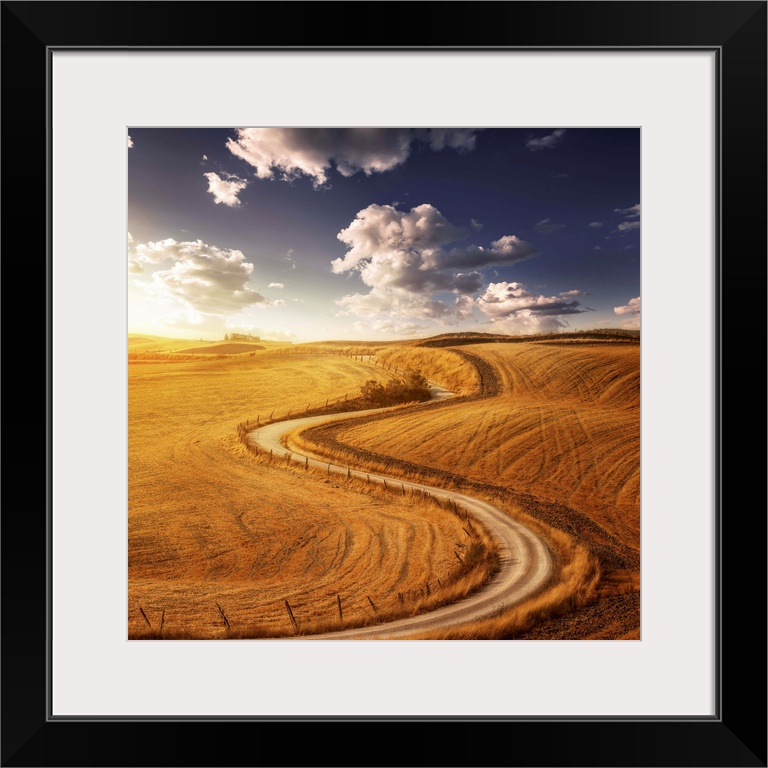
[[3, 2, 765, 766]]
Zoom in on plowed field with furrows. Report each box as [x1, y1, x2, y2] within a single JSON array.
[[128, 349, 487, 639], [330, 343, 639, 553], [289, 340, 640, 639]]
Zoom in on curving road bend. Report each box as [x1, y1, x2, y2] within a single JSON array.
[[246, 384, 552, 639]]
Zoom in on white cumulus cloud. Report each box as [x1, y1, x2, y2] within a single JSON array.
[[332, 204, 536, 295], [226, 128, 479, 188], [353, 318, 428, 338], [477, 281, 588, 321], [336, 288, 460, 328], [129, 237, 266, 317], [128, 135, 134, 149], [614, 296, 640, 316], [330, 204, 539, 329], [485, 313, 572, 335], [614, 295, 640, 329], [455, 295, 475, 320], [204, 172, 248, 207]]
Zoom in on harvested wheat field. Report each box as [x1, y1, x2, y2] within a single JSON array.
[[357, 340, 640, 550], [129, 331, 639, 640], [128, 341, 499, 639], [290, 335, 640, 639]]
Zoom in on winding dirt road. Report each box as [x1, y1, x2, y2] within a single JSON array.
[[246, 384, 552, 639]]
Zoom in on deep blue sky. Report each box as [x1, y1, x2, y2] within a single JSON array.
[[128, 127, 640, 341]]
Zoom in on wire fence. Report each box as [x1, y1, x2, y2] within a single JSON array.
[[131, 575, 453, 638], [235, 353, 414, 442]]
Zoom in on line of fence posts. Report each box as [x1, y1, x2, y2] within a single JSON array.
[[232, 350, 446, 565], [237, 387, 362, 440], [148, 350, 470, 638], [236, 351, 410, 444], [136, 575, 453, 637]]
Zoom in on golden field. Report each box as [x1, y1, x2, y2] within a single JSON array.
[[128, 338, 497, 639], [292, 336, 640, 639], [342, 342, 639, 549], [128, 331, 640, 640]]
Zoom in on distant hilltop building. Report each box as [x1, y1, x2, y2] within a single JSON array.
[[224, 333, 261, 341]]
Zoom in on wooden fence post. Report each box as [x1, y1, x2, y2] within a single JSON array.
[[284, 600, 298, 635], [215, 602, 231, 630]]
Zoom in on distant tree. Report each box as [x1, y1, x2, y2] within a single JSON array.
[[224, 333, 230, 341]]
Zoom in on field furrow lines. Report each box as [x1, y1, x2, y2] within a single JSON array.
[[129, 335, 638, 640]]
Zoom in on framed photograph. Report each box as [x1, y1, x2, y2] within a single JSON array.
[[124, 122, 642, 648], [5, 1, 765, 765]]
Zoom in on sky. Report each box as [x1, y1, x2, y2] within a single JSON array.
[[128, 128, 640, 343]]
